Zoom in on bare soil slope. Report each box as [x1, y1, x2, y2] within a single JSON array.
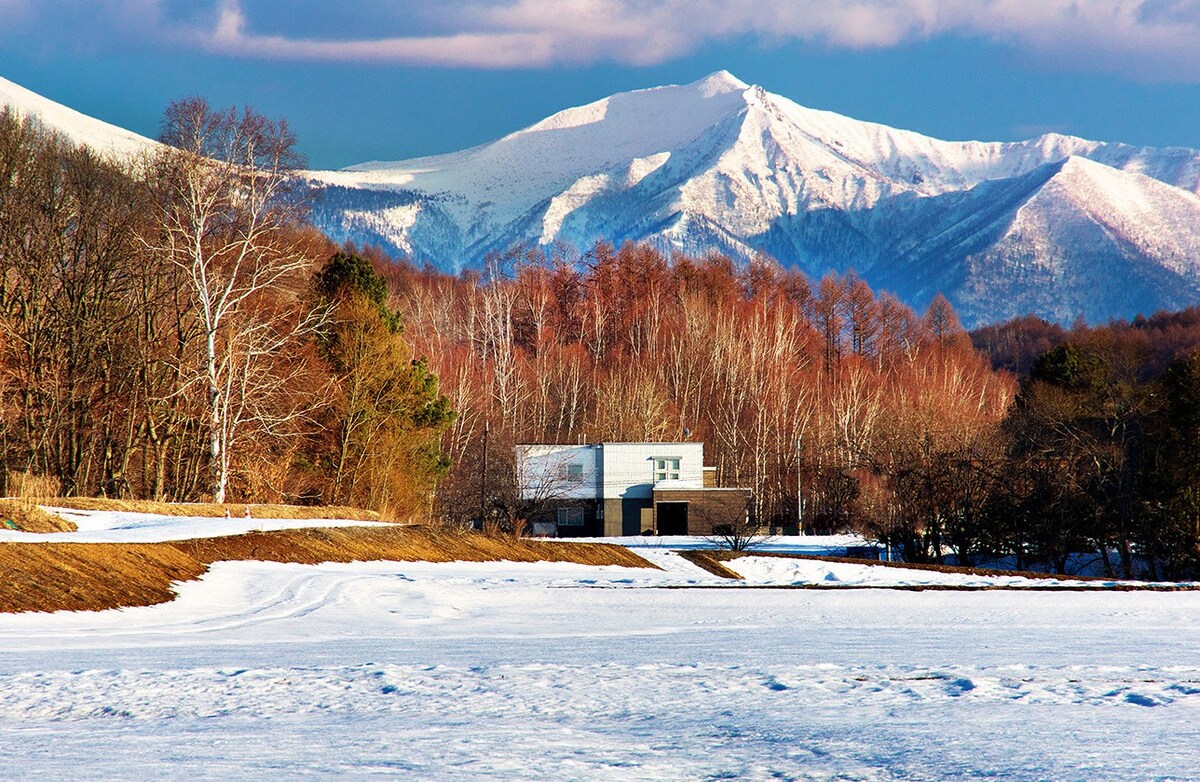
[[0, 526, 656, 614], [0, 500, 76, 533]]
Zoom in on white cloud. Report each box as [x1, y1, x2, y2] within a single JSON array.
[[203, 0, 565, 66], [6, 0, 1200, 80], [195, 0, 1200, 79]]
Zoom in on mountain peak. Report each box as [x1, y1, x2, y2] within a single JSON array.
[[692, 70, 750, 96], [301, 73, 1200, 325], [6, 72, 1200, 326]]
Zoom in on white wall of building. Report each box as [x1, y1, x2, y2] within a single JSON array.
[[516, 444, 600, 501], [517, 441, 706, 502], [596, 442, 704, 499]]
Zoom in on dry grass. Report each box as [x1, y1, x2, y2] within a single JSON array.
[[677, 550, 744, 579], [1, 541, 209, 612], [41, 497, 381, 521], [5, 471, 59, 503], [0, 500, 76, 533], [0, 525, 657, 614]]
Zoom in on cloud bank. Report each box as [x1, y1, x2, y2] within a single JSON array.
[[5, 0, 1200, 80]]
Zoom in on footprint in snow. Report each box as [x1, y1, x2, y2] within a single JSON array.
[[763, 677, 790, 692], [945, 677, 976, 696]]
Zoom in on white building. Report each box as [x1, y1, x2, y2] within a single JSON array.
[[516, 442, 750, 537]]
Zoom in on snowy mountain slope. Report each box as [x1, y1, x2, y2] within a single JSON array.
[[872, 157, 1200, 323], [308, 71, 1200, 325], [5, 70, 1199, 325], [952, 158, 1200, 324], [0, 75, 157, 160]]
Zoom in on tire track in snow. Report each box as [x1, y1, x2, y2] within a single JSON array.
[[2, 662, 1198, 722]]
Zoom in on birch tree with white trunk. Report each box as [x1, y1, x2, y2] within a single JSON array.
[[148, 97, 320, 503]]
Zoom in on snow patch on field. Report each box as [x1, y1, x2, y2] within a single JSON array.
[[0, 508, 386, 544], [727, 556, 1165, 589], [571, 533, 864, 554]]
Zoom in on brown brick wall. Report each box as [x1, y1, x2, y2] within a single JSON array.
[[652, 488, 753, 535]]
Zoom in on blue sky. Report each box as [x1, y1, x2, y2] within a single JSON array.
[[3, 1, 1200, 169]]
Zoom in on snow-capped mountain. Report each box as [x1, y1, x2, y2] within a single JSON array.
[[5, 70, 1200, 326], [0, 75, 157, 159], [307, 70, 1200, 325]]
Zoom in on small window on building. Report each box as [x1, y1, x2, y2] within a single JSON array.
[[557, 507, 585, 526], [654, 457, 681, 482], [560, 463, 585, 483]]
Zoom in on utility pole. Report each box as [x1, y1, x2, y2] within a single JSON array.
[[796, 436, 804, 536]]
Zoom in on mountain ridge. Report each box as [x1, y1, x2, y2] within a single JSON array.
[[4, 70, 1200, 326], [307, 71, 1200, 325], [0, 75, 157, 160]]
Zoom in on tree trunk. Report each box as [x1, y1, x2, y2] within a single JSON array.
[[207, 328, 225, 503]]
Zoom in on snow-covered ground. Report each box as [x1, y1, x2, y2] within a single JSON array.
[[2, 538, 1200, 780], [572, 532, 865, 554], [0, 508, 386, 544], [726, 555, 1171, 589]]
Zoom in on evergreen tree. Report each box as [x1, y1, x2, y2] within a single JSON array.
[[1140, 351, 1200, 578], [314, 252, 453, 519]]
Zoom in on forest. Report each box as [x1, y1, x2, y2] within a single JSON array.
[[2, 103, 1199, 578], [0, 103, 452, 519]]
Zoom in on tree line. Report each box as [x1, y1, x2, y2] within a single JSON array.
[[378, 239, 1200, 578], [0, 104, 450, 519], [971, 311, 1200, 578], [3, 99, 1199, 578], [384, 242, 1010, 552]]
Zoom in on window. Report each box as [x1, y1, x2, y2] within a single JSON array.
[[654, 457, 681, 482], [557, 507, 585, 526], [560, 463, 585, 483]]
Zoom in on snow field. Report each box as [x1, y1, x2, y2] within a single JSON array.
[[3, 660, 1198, 780], [1, 557, 1200, 779]]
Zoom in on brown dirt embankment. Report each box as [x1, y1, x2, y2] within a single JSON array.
[[0, 500, 76, 533], [677, 550, 745, 579], [0, 525, 657, 614]]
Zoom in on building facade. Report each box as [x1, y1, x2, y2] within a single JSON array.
[[516, 442, 752, 537]]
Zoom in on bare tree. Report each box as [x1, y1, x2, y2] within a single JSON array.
[[147, 97, 322, 502], [700, 492, 762, 551]]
